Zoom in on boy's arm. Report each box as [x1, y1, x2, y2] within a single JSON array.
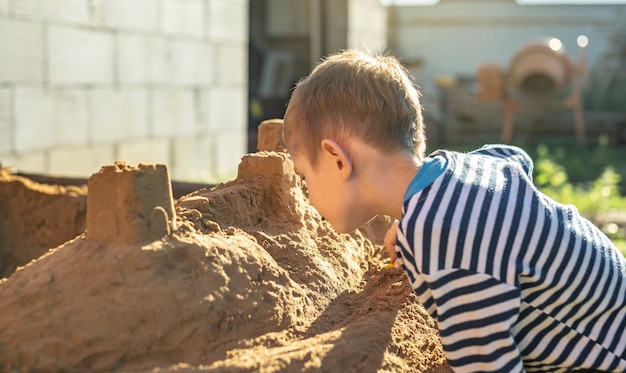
[[417, 269, 527, 372], [394, 231, 526, 372]]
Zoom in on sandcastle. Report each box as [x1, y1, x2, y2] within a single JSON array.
[[0, 119, 450, 372], [86, 162, 176, 244], [257, 118, 287, 152]]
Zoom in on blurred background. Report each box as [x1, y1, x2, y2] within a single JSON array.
[[1, 0, 626, 249], [0, 0, 624, 181]]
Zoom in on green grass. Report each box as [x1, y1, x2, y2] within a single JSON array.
[[533, 141, 626, 256], [526, 136, 626, 196], [530, 143, 626, 257]]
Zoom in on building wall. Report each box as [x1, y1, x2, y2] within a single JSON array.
[[0, 0, 248, 183], [388, 0, 625, 94], [348, 0, 387, 53]]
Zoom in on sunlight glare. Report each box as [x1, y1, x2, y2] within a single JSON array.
[[518, 0, 626, 4], [548, 38, 563, 51], [380, 0, 440, 5]]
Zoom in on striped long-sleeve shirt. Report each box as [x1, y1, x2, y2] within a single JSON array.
[[395, 144, 626, 372]]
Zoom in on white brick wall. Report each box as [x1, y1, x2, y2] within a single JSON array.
[[171, 135, 214, 181], [0, 0, 249, 183], [0, 19, 44, 82], [49, 26, 114, 84], [118, 34, 171, 84], [170, 40, 214, 85], [118, 139, 170, 166], [13, 0, 91, 25], [214, 130, 246, 179], [216, 44, 246, 85], [162, 0, 204, 37], [49, 88, 89, 147], [0, 88, 10, 154], [118, 36, 214, 86], [208, 0, 248, 42], [207, 87, 246, 133], [14, 87, 54, 151], [99, 0, 160, 32], [0, 151, 46, 172], [348, 0, 387, 53], [14, 88, 90, 152], [49, 145, 114, 177], [152, 89, 197, 137], [90, 88, 149, 143]]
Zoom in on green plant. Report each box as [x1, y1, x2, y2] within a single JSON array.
[[533, 144, 626, 257], [527, 137, 626, 195]]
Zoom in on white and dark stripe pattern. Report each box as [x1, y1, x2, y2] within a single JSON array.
[[396, 145, 626, 372]]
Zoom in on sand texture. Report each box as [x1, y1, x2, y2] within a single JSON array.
[[0, 169, 87, 278], [0, 151, 450, 372]]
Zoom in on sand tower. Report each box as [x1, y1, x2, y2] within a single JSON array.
[[257, 118, 286, 152], [86, 162, 176, 244]]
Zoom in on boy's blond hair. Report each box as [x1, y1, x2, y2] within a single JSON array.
[[283, 49, 426, 167]]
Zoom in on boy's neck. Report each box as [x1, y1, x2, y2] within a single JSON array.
[[348, 139, 421, 220]]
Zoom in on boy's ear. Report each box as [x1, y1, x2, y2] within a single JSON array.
[[320, 139, 352, 181]]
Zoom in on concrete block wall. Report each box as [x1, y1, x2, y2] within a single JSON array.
[[348, 0, 387, 53], [0, 0, 248, 183]]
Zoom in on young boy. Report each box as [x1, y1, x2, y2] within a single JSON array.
[[283, 49, 626, 372]]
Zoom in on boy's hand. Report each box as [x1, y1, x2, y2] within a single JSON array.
[[383, 220, 402, 269]]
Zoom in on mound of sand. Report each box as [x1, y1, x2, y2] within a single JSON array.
[[0, 148, 449, 372], [0, 169, 87, 278]]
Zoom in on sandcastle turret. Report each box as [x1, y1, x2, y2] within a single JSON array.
[[257, 118, 286, 152], [86, 162, 176, 244]]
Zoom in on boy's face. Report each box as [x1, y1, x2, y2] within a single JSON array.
[[291, 151, 338, 225], [291, 151, 359, 234]]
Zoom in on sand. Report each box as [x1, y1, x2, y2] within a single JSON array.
[[0, 169, 87, 278], [0, 147, 450, 372]]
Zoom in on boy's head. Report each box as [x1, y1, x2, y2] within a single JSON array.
[[283, 49, 426, 168]]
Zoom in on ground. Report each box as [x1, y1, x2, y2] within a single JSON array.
[[0, 152, 451, 372]]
